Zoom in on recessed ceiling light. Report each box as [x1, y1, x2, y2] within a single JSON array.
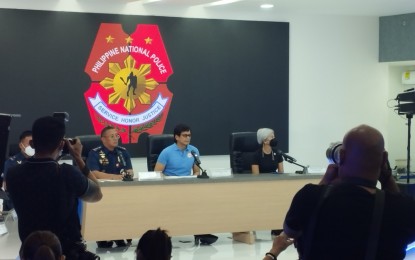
[[142, 0, 162, 3], [207, 0, 241, 7], [260, 4, 274, 9]]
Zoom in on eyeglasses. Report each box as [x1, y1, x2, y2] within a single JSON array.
[[181, 134, 192, 138], [103, 134, 120, 139]]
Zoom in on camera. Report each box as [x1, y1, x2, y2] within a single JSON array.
[[62, 138, 77, 155], [326, 142, 342, 164]]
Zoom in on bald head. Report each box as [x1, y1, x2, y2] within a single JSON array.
[[339, 124, 386, 181]]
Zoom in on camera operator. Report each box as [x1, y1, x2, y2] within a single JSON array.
[[6, 116, 102, 260], [264, 124, 415, 260]]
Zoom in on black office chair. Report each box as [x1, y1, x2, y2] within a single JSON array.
[[8, 143, 20, 157], [76, 135, 102, 161], [146, 134, 174, 171], [229, 132, 259, 173]]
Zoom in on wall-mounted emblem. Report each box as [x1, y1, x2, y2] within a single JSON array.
[[84, 23, 173, 143]]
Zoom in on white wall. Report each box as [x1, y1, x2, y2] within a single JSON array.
[[2, 1, 401, 173]]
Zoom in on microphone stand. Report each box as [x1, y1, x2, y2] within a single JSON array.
[[195, 162, 209, 179], [285, 158, 309, 174]]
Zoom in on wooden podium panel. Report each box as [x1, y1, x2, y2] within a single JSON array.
[[81, 174, 321, 241]]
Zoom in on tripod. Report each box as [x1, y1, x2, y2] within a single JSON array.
[[395, 89, 415, 183], [405, 114, 413, 184]]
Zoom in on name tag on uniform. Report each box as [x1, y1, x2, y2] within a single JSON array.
[[138, 171, 163, 181]]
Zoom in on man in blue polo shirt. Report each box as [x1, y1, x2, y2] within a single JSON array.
[[154, 124, 217, 245], [155, 124, 200, 176]]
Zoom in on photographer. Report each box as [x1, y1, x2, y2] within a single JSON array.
[[6, 116, 102, 260], [266, 124, 415, 260]]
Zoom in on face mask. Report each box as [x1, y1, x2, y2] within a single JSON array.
[[24, 146, 35, 157], [269, 139, 278, 147]]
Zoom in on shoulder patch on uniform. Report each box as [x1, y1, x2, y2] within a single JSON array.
[[117, 146, 127, 151], [92, 146, 103, 151]]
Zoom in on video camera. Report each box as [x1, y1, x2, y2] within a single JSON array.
[[326, 142, 342, 164], [52, 112, 75, 156]]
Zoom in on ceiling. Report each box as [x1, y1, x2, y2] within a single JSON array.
[[3, 0, 414, 18], [110, 0, 415, 17]]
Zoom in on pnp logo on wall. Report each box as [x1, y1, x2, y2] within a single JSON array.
[[84, 23, 173, 143]]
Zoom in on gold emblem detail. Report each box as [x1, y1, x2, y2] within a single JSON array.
[[100, 55, 159, 112]]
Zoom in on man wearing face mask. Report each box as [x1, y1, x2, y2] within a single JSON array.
[[2, 131, 33, 195], [251, 128, 284, 174]]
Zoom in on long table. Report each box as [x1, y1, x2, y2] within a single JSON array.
[[81, 174, 321, 241]]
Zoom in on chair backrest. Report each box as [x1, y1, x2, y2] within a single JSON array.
[[8, 144, 20, 157], [146, 134, 174, 171], [229, 132, 259, 173], [76, 135, 102, 161]]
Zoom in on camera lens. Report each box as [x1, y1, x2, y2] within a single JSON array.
[[326, 142, 342, 164]]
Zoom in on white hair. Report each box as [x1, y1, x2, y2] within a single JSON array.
[[257, 128, 274, 144]]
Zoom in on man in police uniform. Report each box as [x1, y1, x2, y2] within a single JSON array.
[[86, 126, 133, 180], [3, 131, 33, 187], [86, 125, 133, 248], [1, 130, 33, 211]]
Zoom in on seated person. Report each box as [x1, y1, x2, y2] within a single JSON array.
[[86, 125, 133, 248], [252, 128, 284, 237], [154, 124, 216, 245], [2, 130, 33, 192], [20, 230, 65, 260], [251, 128, 284, 174], [136, 228, 172, 260], [154, 124, 200, 176], [87, 126, 134, 180]]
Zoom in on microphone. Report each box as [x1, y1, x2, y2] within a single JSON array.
[[191, 150, 209, 179], [277, 150, 297, 162], [191, 150, 201, 165]]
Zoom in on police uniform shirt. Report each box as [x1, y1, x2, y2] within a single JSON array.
[[86, 145, 133, 175], [3, 152, 28, 178]]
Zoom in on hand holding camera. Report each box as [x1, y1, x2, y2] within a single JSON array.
[[63, 138, 82, 159], [320, 164, 339, 185], [379, 157, 392, 185]]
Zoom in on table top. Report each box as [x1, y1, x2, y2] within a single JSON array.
[[97, 172, 323, 187]]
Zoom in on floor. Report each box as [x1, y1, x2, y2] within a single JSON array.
[[2, 212, 415, 260]]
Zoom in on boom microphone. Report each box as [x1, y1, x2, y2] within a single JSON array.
[[191, 150, 201, 165], [277, 150, 297, 162]]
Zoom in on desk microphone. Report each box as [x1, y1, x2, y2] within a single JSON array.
[[191, 150, 209, 179], [277, 150, 297, 162], [191, 150, 201, 165]]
